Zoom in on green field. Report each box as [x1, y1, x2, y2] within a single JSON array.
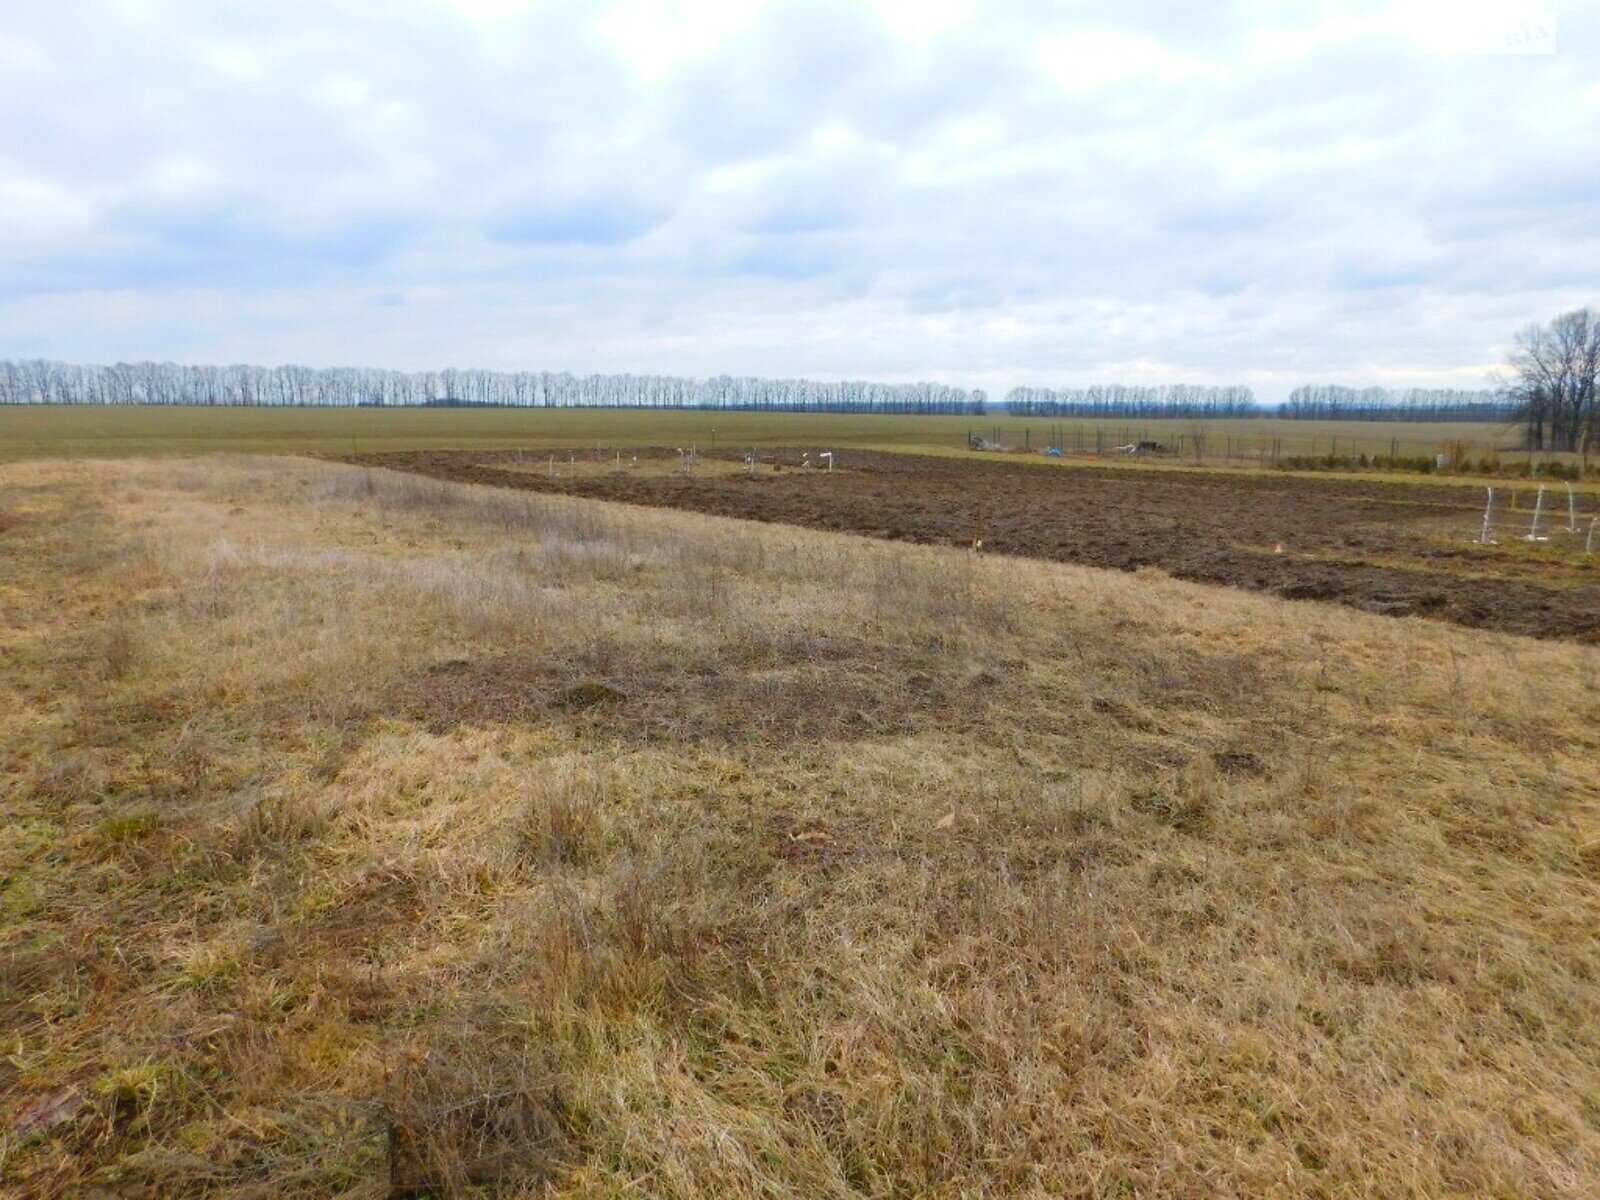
[[0, 404, 1525, 465]]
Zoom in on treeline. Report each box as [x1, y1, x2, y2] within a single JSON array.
[[1004, 385, 1257, 418], [1277, 386, 1513, 422], [1004, 384, 1517, 422], [0, 358, 1548, 425], [0, 360, 986, 414]]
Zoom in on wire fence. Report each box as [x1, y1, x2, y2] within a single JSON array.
[[963, 423, 1592, 477]]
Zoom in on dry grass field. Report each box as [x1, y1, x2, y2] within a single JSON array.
[[3, 456, 1600, 1198]]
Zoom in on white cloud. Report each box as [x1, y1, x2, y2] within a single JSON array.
[[0, 172, 95, 246], [1386, 0, 1555, 56], [1250, 0, 1556, 62], [201, 42, 265, 78], [596, 0, 770, 84], [432, 0, 540, 22], [865, 0, 973, 46], [0, 0, 1594, 397], [1035, 29, 1212, 91], [0, 32, 51, 73]]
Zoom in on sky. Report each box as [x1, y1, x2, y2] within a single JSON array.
[[0, 0, 1592, 401]]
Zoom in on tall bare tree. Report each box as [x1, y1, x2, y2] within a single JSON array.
[[1505, 308, 1600, 457]]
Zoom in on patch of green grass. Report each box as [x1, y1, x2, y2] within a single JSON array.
[[89, 812, 158, 852]]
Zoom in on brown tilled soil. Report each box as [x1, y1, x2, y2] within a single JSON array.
[[343, 449, 1600, 641]]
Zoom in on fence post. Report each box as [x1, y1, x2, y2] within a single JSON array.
[[1527, 484, 1547, 540]]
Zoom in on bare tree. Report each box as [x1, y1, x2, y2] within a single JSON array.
[[1504, 308, 1600, 457]]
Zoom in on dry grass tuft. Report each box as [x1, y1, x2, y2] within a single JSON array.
[[512, 761, 609, 868], [1, 456, 1597, 1198], [385, 1023, 569, 1196]]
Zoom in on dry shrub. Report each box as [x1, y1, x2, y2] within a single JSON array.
[[385, 1025, 570, 1195], [229, 790, 331, 860], [657, 552, 738, 620], [1212, 746, 1267, 777], [398, 654, 548, 732], [94, 1058, 169, 1140], [513, 762, 608, 868], [1329, 915, 1443, 987], [496, 536, 640, 585], [86, 811, 160, 860], [100, 622, 140, 680], [860, 548, 1015, 636], [552, 680, 626, 712], [27, 751, 107, 807], [589, 849, 716, 1015], [303, 861, 430, 948], [1579, 837, 1600, 878], [168, 720, 220, 801], [1128, 762, 1220, 833]]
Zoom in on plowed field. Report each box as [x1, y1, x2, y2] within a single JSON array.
[[346, 449, 1600, 641]]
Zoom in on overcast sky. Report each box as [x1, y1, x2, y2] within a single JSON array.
[[0, 1, 1591, 399]]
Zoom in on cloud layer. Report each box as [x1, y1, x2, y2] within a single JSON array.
[[1, 0, 1592, 399]]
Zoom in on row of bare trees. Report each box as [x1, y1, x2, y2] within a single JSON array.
[[1005, 385, 1256, 418], [1277, 386, 1510, 422], [1011, 384, 1508, 423], [7, 312, 1593, 437], [0, 360, 986, 414], [1503, 308, 1600, 453]]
